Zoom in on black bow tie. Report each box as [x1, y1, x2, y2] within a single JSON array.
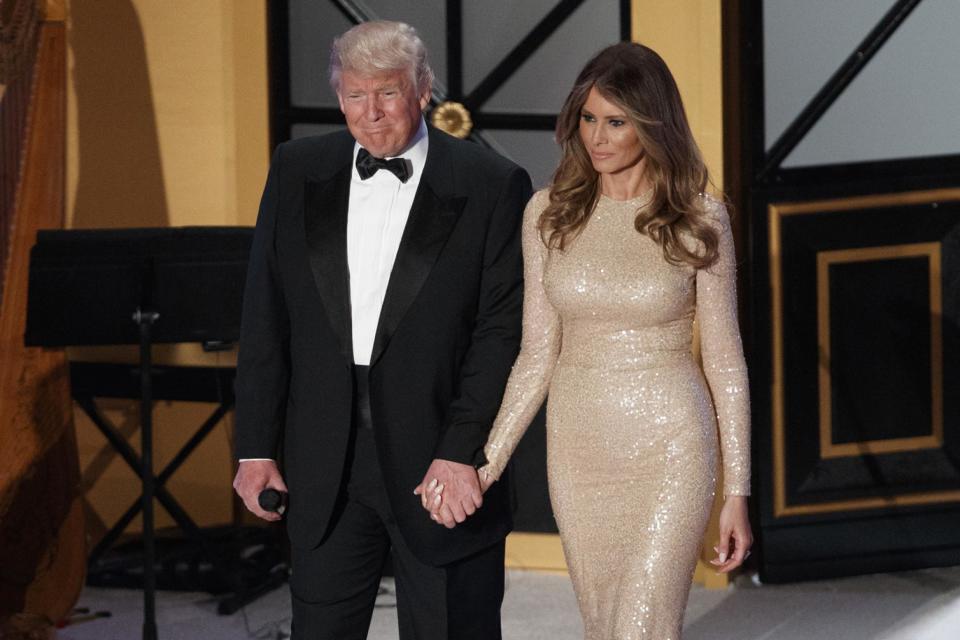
[[356, 148, 412, 183]]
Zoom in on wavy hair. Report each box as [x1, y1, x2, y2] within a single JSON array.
[[329, 21, 434, 94], [542, 42, 719, 268]]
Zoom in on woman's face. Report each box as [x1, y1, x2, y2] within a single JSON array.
[[578, 86, 645, 177]]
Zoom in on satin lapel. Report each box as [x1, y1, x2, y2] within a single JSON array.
[[304, 167, 353, 362], [369, 182, 467, 366]]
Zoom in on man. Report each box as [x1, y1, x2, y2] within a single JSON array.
[[232, 20, 531, 640]]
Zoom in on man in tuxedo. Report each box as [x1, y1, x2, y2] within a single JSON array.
[[232, 20, 531, 640]]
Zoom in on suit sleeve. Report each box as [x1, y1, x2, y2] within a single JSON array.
[[233, 145, 291, 460], [432, 166, 533, 465]]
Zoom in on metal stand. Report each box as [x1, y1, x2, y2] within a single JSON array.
[[135, 307, 160, 640], [23, 226, 258, 633]]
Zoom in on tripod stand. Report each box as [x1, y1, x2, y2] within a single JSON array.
[[26, 226, 255, 639]]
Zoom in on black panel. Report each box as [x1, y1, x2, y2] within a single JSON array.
[[761, 509, 960, 583], [70, 362, 236, 403], [746, 188, 960, 582], [26, 227, 253, 347], [829, 257, 932, 445], [776, 202, 960, 509]]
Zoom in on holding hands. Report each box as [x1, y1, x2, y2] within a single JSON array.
[[416, 462, 754, 577], [413, 459, 485, 528]]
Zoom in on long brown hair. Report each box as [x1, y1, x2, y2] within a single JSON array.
[[542, 42, 719, 268]]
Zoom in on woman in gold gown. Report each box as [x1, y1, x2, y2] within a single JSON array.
[[427, 42, 753, 639]]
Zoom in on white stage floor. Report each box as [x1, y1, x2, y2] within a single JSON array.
[[59, 565, 960, 639]]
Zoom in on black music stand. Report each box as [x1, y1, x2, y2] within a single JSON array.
[[25, 227, 252, 640]]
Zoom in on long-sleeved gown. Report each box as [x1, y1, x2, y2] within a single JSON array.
[[480, 189, 751, 640]]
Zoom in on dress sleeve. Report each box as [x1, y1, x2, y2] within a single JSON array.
[[697, 198, 751, 496], [479, 191, 562, 481]]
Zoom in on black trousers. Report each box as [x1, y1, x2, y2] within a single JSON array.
[[288, 367, 505, 640]]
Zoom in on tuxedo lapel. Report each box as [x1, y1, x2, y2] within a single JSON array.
[[369, 179, 467, 367], [304, 167, 353, 362]]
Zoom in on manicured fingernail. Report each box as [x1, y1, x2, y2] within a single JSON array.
[[719, 552, 727, 563], [434, 483, 445, 495], [427, 478, 438, 490], [433, 495, 441, 505]]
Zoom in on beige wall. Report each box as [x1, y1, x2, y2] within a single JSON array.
[[633, 0, 724, 189], [66, 0, 268, 229], [64, 0, 269, 535]]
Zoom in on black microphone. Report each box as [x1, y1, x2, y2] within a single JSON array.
[[258, 488, 287, 515]]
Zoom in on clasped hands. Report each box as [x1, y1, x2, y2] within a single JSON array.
[[413, 459, 495, 528], [413, 462, 754, 576], [235, 457, 493, 529]]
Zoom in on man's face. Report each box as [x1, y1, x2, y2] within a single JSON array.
[[338, 68, 430, 158]]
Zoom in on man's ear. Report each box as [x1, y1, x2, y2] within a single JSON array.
[[419, 86, 431, 111]]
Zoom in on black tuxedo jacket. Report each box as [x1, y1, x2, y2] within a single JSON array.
[[234, 126, 532, 566]]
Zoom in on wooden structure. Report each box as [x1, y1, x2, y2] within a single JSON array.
[[0, 1, 84, 635]]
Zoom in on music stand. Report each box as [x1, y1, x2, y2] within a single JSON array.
[[25, 227, 252, 640]]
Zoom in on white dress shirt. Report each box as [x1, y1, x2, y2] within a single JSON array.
[[239, 120, 428, 463], [348, 118, 429, 365]]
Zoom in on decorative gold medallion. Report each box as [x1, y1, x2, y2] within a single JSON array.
[[431, 101, 473, 139]]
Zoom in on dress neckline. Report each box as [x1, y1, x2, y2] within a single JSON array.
[[598, 189, 653, 207]]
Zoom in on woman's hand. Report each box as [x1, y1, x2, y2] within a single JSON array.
[[478, 466, 496, 493], [710, 495, 752, 573]]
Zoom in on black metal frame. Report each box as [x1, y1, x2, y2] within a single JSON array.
[[77, 364, 235, 560], [267, 0, 632, 148], [732, 0, 960, 193], [724, 0, 960, 349], [73, 362, 236, 570], [75, 360, 236, 638], [725, 0, 960, 582]]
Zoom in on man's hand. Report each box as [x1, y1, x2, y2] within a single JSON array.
[[233, 460, 288, 522], [413, 459, 482, 529]]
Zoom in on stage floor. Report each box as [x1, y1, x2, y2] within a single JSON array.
[[59, 565, 960, 639]]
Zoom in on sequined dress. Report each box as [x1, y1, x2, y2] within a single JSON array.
[[480, 189, 751, 640]]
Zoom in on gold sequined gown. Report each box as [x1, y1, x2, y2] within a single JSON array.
[[480, 190, 751, 640]]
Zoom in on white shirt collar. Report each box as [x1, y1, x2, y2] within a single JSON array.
[[351, 117, 429, 184]]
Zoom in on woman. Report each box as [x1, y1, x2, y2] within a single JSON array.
[[426, 42, 752, 638]]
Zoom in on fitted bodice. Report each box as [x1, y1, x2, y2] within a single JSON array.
[[544, 194, 697, 370]]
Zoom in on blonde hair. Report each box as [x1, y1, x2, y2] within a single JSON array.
[[543, 42, 719, 268], [329, 21, 434, 94]]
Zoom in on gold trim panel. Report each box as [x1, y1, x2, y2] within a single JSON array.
[[816, 243, 943, 459], [769, 188, 960, 517]]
